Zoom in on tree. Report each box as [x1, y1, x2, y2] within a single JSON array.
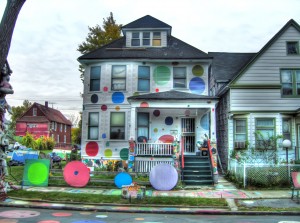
[[71, 112, 82, 145], [8, 100, 32, 134], [0, 0, 26, 72], [77, 12, 122, 82]]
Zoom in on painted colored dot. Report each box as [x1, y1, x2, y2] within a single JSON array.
[[120, 148, 129, 160], [85, 141, 99, 157], [91, 94, 98, 103], [192, 65, 204, 76], [72, 221, 105, 223], [153, 66, 171, 85], [154, 128, 158, 133], [112, 92, 124, 104], [51, 212, 72, 217], [155, 88, 159, 92], [153, 110, 160, 117], [189, 77, 205, 94], [115, 106, 120, 111], [0, 210, 40, 218], [74, 171, 79, 175], [102, 133, 106, 139], [0, 219, 18, 223], [103, 86, 108, 92], [165, 116, 173, 125], [114, 172, 132, 188], [104, 149, 112, 158], [140, 102, 149, 107], [37, 221, 60, 223], [101, 105, 107, 111], [28, 163, 48, 185]]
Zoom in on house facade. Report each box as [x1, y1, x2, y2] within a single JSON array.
[[211, 19, 300, 170], [16, 102, 72, 149]]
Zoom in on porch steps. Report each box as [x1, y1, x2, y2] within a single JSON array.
[[181, 155, 214, 186]]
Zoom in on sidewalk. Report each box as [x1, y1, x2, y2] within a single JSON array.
[[1, 176, 299, 215]]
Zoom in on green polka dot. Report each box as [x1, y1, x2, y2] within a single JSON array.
[[133, 92, 139, 96], [153, 66, 171, 85], [104, 149, 112, 158], [154, 128, 158, 133], [120, 148, 129, 160], [192, 65, 204, 76], [28, 163, 48, 185]]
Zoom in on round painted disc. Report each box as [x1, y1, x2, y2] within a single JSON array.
[[63, 161, 90, 187], [114, 172, 132, 189], [150, 163, 178, 191]]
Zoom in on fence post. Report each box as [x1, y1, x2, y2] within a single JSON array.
[[243, 161, 246, 188]]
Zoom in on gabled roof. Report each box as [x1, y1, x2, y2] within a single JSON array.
[[122, 15, 172, 34], [208, 52, 256, 81], [17, 102, 72, 126], [127, 90, 218, 101], [78, 35, 211, 61], [229, 19, 300, 85]]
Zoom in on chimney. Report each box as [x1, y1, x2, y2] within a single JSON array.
[[45, 101, 48, 108]]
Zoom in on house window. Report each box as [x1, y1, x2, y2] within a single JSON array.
[[90, 66, 101, 91], [255, 118, 275, 149], [234, 119, 247, 148], [287, 41, 299, 55], [64, 135, 66, 143], [110, 112, 125, 140], [281, 69, 300, 97], [138, 66, 150, 91], [142, 32, 150, 46], [57, 135, 60, 143], [33, 108, 37, 116], [282, 118, 291, 141], [131, 32, 140, 46], [152, 32, 161, 46], [173, 67, 187, 88], [60, 124, 63, 132], [88, 112, 99, 140], [64, 124, 66, 132], [137, 112, 149, 142], [111, 65, 126, 91]]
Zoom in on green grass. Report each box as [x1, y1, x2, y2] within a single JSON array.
[[7, 190, 227, 207]]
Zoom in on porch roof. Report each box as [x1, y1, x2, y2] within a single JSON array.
[[127, 90, 219, 101]]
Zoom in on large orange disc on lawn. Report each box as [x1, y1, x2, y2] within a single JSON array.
[[85, 141, 99, 156], [63, 161, 90, 187]]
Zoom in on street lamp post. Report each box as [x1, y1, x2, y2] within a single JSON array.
[[282, 139, 292, 181]]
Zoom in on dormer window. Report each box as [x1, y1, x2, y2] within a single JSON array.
[[287, 41, 299, 55], [152, 32, 161, 46], [131, 32, 140, 46], [143, 32, 150, 46]]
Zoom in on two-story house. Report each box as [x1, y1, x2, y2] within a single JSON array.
[[78, 15, 219, 185], [16, 102, 72, 149], [210, 19, 300, 170]]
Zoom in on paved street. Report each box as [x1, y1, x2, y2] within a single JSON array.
[[0, 207, 300, 223]]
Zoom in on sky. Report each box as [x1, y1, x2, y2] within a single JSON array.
[[0, 0, 300, 122]]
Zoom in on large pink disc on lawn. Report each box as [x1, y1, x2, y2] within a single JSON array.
[[149, 163, 178, 191], [63, 161, 90, 187]]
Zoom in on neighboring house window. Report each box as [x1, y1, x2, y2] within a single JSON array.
[[51, 134, 54, 139], [234, 119, 247, 148], [90, 66, 101, 91], [57, 135, 60, 143], [60, 124, 63, 132], [111, 65, 126, 91], [255, 118, 275, 149], [282, 118, 291, 141], [131, 32, 140, 46], [54, 122, 57, 131], [287, 41, 299, 55], [27, 124, 37, 128], [142, 32, 150, 46], [281, 69, 300, 97], [88, 112, 99, 140], [137, 112, 149, 142], [173, 67, 187, 88], [33, 108, 37, 116], [64, 135, 66, 143], [110, 112, 125, 140], [138, 66, 150, 91], [64, 125, 66, 132], [152, 32, 161, 46]]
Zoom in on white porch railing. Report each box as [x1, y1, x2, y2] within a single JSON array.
[[135, 157, 173, 172], [135, 143, 174, 156]]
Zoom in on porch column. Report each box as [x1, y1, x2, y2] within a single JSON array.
[[129, 107, 136, 140], [210, 105, 217, 142]]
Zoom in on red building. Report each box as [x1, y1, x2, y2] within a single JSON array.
[[15, 102, 72, 149]]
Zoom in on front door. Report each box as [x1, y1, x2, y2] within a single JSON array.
[[181, 118, 195, 154]]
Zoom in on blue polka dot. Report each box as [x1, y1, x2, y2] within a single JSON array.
[[189, 77, 205, 94], [114, 172, 132, 189], [165, 116, 173, 125], [102, 133, 106, 139], [112, 92, 124, 104], [91, 94, 98, 103]]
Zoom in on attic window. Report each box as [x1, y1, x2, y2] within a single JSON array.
[[152, 32, 161, 46], [287, 41, 299, 55], [131, 32, 140, 46], [33, 108, 37, 116], [142, 32, 150, 46]]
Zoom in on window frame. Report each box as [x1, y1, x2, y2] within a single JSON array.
[[142, 32, 150, 46], [137, 112, 149, 141], [286, 41, 299, 55], [138, 66, 150, 92], [255, 118, 276, 150], [88, 112, 99, 140], [234, 119, 247, 143], [110, 112, 125, 140], [280, 69, 300, 97], [131, 32, 140, 46], [90, 66, 101, 91], [173, 67, 187, 88], [111, 65, 126, 91], [152, 32, 161, 46], [33, 108, 37, 116]]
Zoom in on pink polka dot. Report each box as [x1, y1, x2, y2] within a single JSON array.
[[52, 212, 72, 217]]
